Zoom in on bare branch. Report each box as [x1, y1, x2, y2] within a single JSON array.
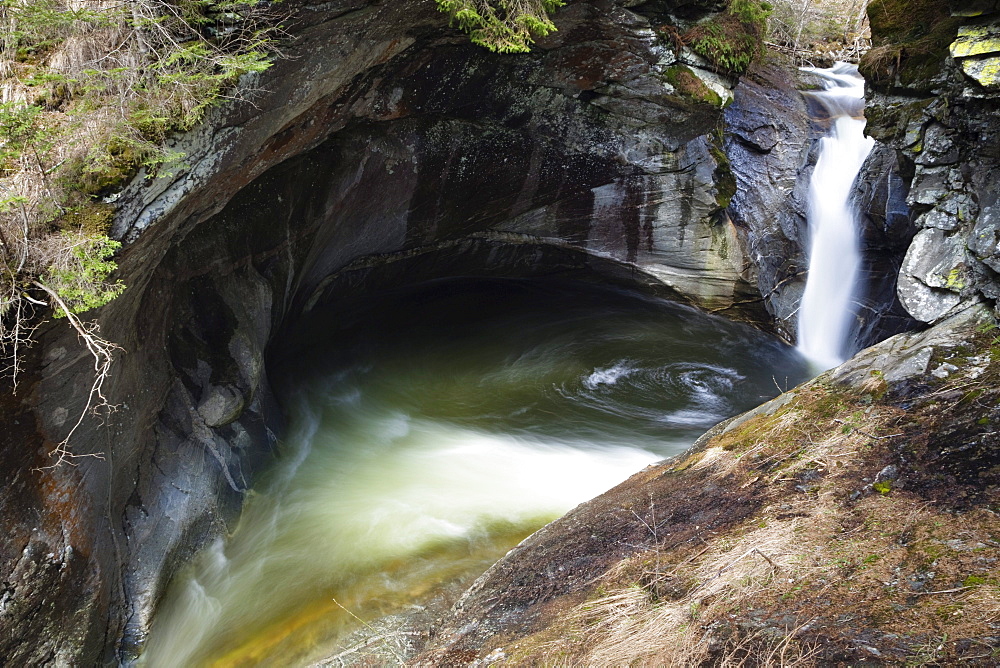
[[32, 280, 122, 468]]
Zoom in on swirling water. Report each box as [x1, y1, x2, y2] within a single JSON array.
[[143, 277, 810, 666]]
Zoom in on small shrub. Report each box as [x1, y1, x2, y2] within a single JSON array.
[[0, 0, 280, 323], [41, 232, 125, 316], [0, 103, 47, 167], [436, 0, 566, 53], [686, 0, 772, 74]]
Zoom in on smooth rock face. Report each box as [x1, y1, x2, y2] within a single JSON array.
[[970, 198, 1000, 272], [724, 60, 811, 342], [852, 144, 921, 348], [827, 302, 991, 387]]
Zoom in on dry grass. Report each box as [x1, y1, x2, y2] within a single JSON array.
[[522, 493, 999, 665], [858, 0, 961, 88], [554, 516, 823, 666], [493, 339, 1000, 666]]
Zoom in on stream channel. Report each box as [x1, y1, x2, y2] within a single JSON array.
[[142, 276, 812, 666]]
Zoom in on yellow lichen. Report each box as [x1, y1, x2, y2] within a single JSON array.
[[960, 54, 1000, 87], [950, 24, 1000, 58]]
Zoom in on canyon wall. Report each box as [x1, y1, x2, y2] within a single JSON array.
[[0, 0, 942, 662]]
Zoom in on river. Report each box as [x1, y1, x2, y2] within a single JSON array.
[[142, 276, 811, 666]]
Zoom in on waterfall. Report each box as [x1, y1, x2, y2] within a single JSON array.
[[796, 62, 876, 370]]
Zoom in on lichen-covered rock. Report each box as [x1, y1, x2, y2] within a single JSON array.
[[951, 22, 1000, 87], [917, 191, 978, 231], [959, 53, 1000, 87], [897, 228, 967, 322], [952, 1, 1000, 18], [913, 122, 961, 165], [866, 1, 1000, 325], [950, 22, 1000, 57]]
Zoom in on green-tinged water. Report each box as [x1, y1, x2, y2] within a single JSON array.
[[142, 277, 811, 667]]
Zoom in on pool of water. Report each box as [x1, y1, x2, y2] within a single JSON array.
[[142, 277, 810, 666]]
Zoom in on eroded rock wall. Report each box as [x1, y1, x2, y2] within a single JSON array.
[[0, 0, 951, 660], [864, 0, 1000, 324], [725, 58, 919, 349], [724, 59, 812, 343]]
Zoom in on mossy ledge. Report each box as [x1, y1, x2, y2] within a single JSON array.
[[860, 0, 963, 93], [664, 65, 725, 107]]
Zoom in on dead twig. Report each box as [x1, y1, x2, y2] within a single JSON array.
[[833, 419, 902, 440], [331, 598, 406, 665], [913, 586, 974, 596], [32, 280, 122, 468]]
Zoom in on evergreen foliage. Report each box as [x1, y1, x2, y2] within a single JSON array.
[[435, 0, 565, 53], [42, 233, 124, 316], [0, 0, 280, 330], [686, 0, 772, 74]]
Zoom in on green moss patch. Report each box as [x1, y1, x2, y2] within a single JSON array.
[[58, 202, 115, 236], [684, 0, 772, 75], [710, 142, 736, 208], [663, 65, 724, 106], [860, 0, 962, 92]]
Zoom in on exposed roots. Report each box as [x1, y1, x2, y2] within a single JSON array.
[[33, 280, 121, 468]]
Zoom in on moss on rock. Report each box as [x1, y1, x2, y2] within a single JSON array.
[[860, 0, 962, 92], [59, 202, 115, 236], [663, 65, 724, 106], [684, 0, 771, 75], [708, 142, 736, 208]]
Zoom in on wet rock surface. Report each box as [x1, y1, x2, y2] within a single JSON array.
[[865, 1, 1000, 325], [725, 59, 919, 348], [724, 58, 812, 342], [0, 0, 984, 663], [348, 4, 1000, 663], [852, 144, 922, 348], [0, 0, 774, 661], [408, 303, 1000, 665]]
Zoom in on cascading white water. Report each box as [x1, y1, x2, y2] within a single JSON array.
[[796, 62, 875, 370]]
